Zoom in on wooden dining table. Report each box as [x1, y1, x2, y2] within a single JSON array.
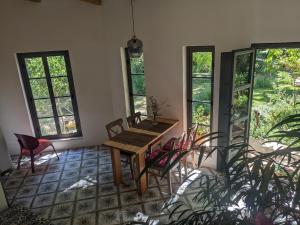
[[103, 117, 179, 194]]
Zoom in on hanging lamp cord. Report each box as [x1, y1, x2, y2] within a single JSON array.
[[130, 0, 136, 36]]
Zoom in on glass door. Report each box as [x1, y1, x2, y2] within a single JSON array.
[[229, 49, 255, 158]]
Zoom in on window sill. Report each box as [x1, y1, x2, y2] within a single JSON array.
[[51, 136, 83, 142]]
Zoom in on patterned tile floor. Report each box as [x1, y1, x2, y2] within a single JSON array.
[[1, 146, 207, 225]]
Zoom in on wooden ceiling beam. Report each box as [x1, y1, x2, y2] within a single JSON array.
[[25, 0, 101, 5], [81, 0, 101, 5], [27, 0, 42, 2]]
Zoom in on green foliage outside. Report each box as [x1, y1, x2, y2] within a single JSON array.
[[25, 56, 76, 135], [130, 54, 147, 114], [192, 52, 213, 135], [250, 48, 300, 141]]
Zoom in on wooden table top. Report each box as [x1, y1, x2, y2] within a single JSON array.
[[103, 117, 179, 154]]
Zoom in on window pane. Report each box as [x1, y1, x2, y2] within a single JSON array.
[[39, 118, 57, 136], [131, 76, 145, 95], [51, 77, 70, 97], [25, 57, 45, 78], [133, 96, 147, 115], [192, 52, 212, 77], [192, 78, 211, 101], [234, 53, 251, 87], [56, 97, 74, 116], [130, 55, 144, 74], [30, 79, 49, 99], [232, 89, 250, 121], [59, 116, 77, 134], [192, 102, 211, 128], [34, 99, 54, 118], [47, 56, 67, 77]]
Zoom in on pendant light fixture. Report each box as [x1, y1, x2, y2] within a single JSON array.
[[127, 0, 143, 58]]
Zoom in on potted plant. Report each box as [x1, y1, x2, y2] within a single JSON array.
[[137, 114, 300, 225]]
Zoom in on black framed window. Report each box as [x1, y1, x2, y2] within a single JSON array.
[[187, 46, 214, 135], [17, 51, 82, 139], [125, 49, 147, 116]]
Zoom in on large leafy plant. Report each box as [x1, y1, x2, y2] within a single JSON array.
[[138, 114, 300, 225]]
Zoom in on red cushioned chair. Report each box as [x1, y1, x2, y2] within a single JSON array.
[[14, 133, 59, 173], [161, 124, 198, 177], [146, 133, 186, 195]]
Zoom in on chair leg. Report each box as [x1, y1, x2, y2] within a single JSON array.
[[129, 157, 135, 180], [184, 159, 188, 179], [178, 162, 182, 184], [167, 172, 172, 195], [146, 171, 149, 188], [192, 151, 196, 168], [30, 155, 35, 173], [51, 144, 59, 160], [17, 154, 22, 170]]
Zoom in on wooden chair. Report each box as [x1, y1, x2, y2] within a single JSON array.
[[14, 133, 59, 173], [127, 112, 162, 155], [146, 134, 186, 195], [126, 112, 142, 128], [162, 124, 199, 177], [105, 118, 136, 181]]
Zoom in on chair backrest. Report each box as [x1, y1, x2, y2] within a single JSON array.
[[14, 133, 39, 150], [126, 112, 142, 128], [105, 118, 124, 139]]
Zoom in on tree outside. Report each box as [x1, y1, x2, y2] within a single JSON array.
[[250, 48, 300, 146]]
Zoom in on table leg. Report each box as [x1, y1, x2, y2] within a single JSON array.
[[111, 148, 122, 185], [136, 151, 147, 194]]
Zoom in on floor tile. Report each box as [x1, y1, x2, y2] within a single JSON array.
[[4, 188, 17, 200], [144, 200, 168, 217], [97, 209, 121, 225], [62, 170, 80, 180], [73, 213, 96, 225], [23, 175, 43, 185], [98, 194, 119, 210], [80, 167, 97, 177], [83, 152, 98, 159], [42, 172, 61, 183], [50, 218, 72, 225], [4, 177, 24, 189], [2, 146, 202, 225], [58, 179, 79, 191], [121, 204, 144, 223], [47, 163, 65, 173], [9, 168, 28, 178], [55, 190, 76, 203], [119, 181, 137, 193], [142, 187, 162, 202], [120, 191, 142, 206], [51, 202, 74, 219], [27, 165, 48, 175], [67, 154, 82, 162], [98, 183, 118, 196], [99, 156, 111, 165], [16, 184, 38, 198], [77, 186, 97, 200], [13, 196, 33, 208], [32, 206, 52, 219], [99, 172, 114, 184], [37, 182, 58, 194], [99, 163, 112, 173], [64, 161, 81, 171], [75, 198, 96, 215], [82, 159, 97, 168], [32, 193, 55, 208]]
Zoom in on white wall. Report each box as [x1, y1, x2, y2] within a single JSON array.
[[1, 0, 300, 168], [0, 0, 114, 155], [0, 127, 12, 171]]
